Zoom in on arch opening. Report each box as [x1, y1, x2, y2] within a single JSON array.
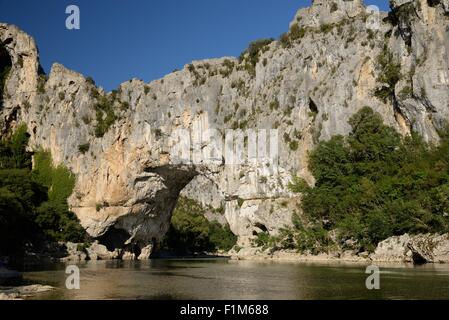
[[155, 174, 237, 257]]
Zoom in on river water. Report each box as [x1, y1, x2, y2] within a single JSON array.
[[22, 259, 449, 300]]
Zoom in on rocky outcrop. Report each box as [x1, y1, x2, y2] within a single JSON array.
[[290, 0, 366, 28], [61, 243, 88, 262], [61, 241, 120, 262], [86, 241, 120, 260], [230, 233, 449, 264], [2, 1, 449, 256], [371, 234, 449, 263]]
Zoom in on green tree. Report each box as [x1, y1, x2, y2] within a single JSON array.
[[286, 107, 449, 253], [163, 197, 237, 253]]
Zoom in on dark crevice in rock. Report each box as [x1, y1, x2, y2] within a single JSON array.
[[2, 105, 19, 134], [393, 95, 412, 132], [37, 63, 46, 76], [308, 97, 319, 115], [418, 95, 438, 113], [149, 237, 158, 258], [1, 38, 13, 46], [411, 250, 429, 264], [0, 40, 12, 111], [132, 244, 141, 258], [98, 228, 131, 252], [0, 42, 11, 72], [254, 223, 268, 233], [427, 0, 440, 8]]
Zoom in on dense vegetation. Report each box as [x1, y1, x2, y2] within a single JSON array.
[[0, 125, 87, 257], [163, 197, 237, 254], [256, 107, 449, 253]]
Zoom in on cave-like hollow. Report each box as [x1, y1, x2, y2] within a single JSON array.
[[0, 40, 12, 109]]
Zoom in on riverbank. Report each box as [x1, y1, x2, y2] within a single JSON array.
[[0, 267, 54, 300], [231, 233, 449, 265]]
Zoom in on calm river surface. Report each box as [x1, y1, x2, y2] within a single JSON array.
[[22, 259, 449, 300]]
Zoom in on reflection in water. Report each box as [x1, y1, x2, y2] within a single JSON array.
[[22, 259, 449, 300]]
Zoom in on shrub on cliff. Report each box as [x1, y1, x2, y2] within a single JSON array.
[[240, 39, 273, 67], [280, 23, 307, 48], [374, 46, 402, 103], [78, 143, 90, 154]]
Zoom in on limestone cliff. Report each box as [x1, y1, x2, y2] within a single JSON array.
[[1, 0, 449, 258]]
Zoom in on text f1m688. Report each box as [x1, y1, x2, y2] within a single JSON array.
[[224, 305, 269, 315]]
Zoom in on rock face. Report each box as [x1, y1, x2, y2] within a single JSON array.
[[290, 0, 365, 28], [86, 241, 120, 260], [371, 234, 449, 263], [2, 1, 449, 257]]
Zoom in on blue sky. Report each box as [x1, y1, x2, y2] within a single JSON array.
[[0, 0, 389, 91]]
